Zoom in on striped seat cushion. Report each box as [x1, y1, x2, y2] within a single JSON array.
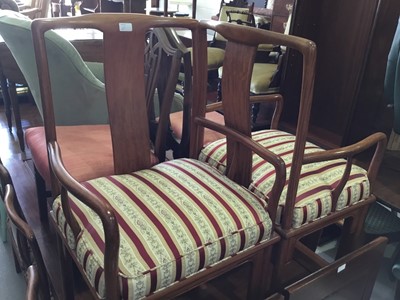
[[52, 158, 272, 299], [199, 130, 370, 229]]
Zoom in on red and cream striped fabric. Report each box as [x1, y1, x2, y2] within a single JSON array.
[[199, 130, 370, 228], [52, 158, 272, 299]]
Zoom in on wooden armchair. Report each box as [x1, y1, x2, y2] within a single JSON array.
[[32, 14, 285, 299], [0, 159, 51, 300], [190, 20, 387, 288], [0, 11, 186, 223]]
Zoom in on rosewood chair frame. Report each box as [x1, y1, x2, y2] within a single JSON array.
[[190, 20, 387, 289], [32, 14, 286, 299]]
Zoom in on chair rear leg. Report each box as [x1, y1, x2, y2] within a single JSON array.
[[252, 246, 275, 299], [9, 81, 25, 151], [34, 166, 49, 222], [272, 237, 308, 290], [0, 76, 12, 132]]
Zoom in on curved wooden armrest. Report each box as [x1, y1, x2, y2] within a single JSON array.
[[48, 140, 120, 298], [303, 132, 387, 182], [4, 184, 34, 241], [48, 141, 119, 239], [5, 184, 43, 278], [194, 116, 286, 222]]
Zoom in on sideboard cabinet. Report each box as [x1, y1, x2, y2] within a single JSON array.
[[280, 0, 400, 147]]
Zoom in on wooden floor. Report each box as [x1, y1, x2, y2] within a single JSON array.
[[1, 96, 400, 299]]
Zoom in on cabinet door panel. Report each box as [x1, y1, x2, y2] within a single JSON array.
[[281, 0, 383, 146]]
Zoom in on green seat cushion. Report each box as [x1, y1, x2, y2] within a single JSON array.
[[219, 63, 278, 95], [189, 46, 225, 71], [249, 63, 278, 94]]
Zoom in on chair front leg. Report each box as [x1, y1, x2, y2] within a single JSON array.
[[34, 166, 49, 222], [336, 204, 370, 259], [272, 237, 308, 289]]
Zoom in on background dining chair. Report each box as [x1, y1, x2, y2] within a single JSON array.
[[158, 27, 226, 159], [217, 7, 282, 128], [0, 159, 51, 300], [32, 14, 285, 299], [189, 0, 254, 85], [191, 20, 387, 288], [167, 27, 283, 159], [0, 10, 188, 223], [18, 0, 51, 19]]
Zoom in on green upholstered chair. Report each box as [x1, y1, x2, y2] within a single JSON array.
[[0, 1, 45, 152], [31, 14, 284, 299], [0, 11, 108, 125], [191, 20, 387, 288], [0, 10, 108, 221]]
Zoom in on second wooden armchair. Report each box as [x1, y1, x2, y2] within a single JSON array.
[[190, 20, 387, 288]]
